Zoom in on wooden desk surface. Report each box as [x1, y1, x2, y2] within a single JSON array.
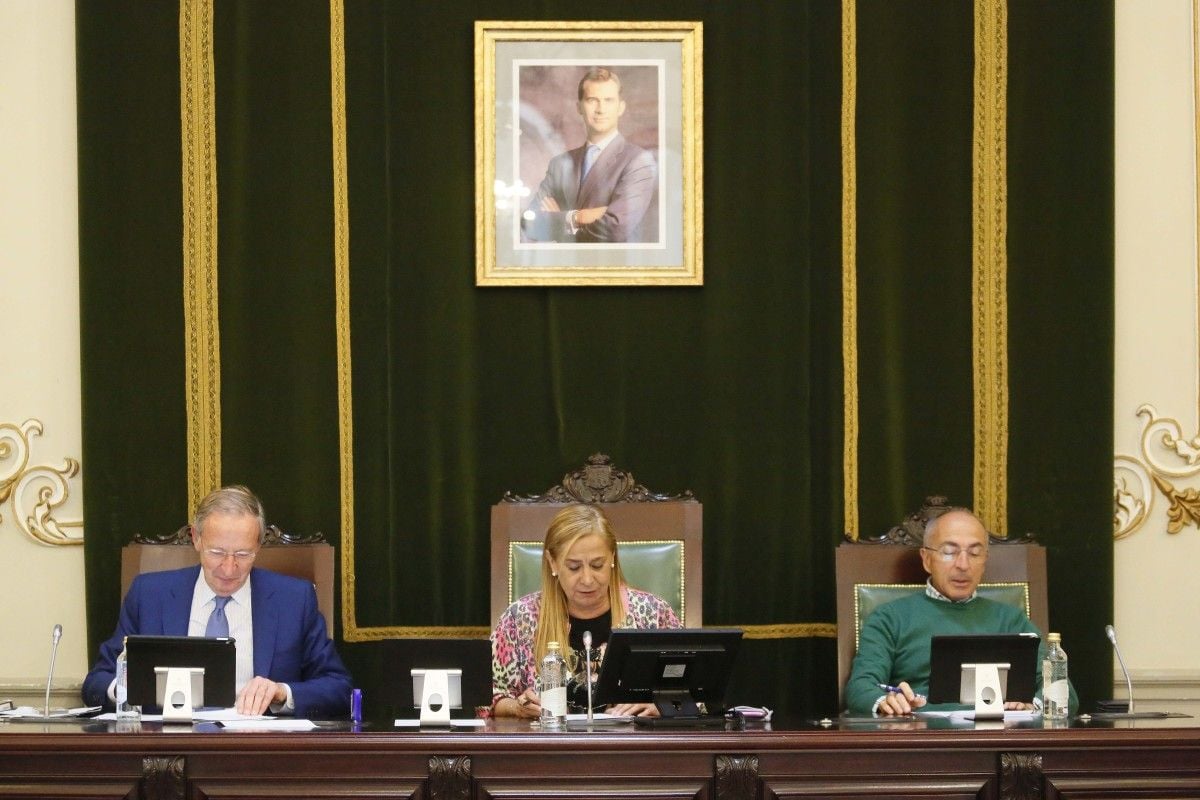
[[1, 715, 1198, 799]]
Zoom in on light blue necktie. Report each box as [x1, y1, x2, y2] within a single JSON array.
[[580, 144, 600, 186], [205, 595, 231, 638]]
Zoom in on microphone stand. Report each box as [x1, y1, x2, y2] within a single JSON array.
[[583, 631, 594, 726], [44, 624, 62, 718], [1093, 624, 1172, 719], [1108, 625, 1135, 714]]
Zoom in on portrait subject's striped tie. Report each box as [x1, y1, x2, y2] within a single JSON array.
[[580, 144, 600, 186]]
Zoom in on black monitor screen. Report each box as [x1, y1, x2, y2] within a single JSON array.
[[928, 633, 1040, 704], [593, 628, 742, 716], [125, 635, 237, 708]]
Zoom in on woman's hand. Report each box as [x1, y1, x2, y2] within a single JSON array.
[[606, 702, 659, 718], [497, 688, 542, 719]]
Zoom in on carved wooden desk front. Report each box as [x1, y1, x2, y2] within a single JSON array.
[[0, 715, 1197, 799]]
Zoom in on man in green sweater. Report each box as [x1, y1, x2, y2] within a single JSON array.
[[845, 508, 1078, 716]]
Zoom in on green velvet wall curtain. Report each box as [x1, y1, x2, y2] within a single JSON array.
[[77, 0, 1112, 717]]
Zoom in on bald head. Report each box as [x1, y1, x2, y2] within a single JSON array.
[[920, 509, 989, 601]]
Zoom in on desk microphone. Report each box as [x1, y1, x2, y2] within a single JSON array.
[[1095, 624, 1171, 719], [583, 630, 594, 725], [1106, 624, 1134, 714], [44, 624, 62, 718]]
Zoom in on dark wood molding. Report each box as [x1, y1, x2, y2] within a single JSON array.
[[134, 523, 326, 545], [428, 755, 471, 800], [715, 754, 759, 800], [846, 495, 1038, 546], [1000, 752, 1044, 800], [141, 755, 185, 800], [501, 453, 696, 504], [1, 722, 1198, 799]]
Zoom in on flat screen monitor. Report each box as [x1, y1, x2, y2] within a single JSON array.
[[928, 633, 1040, 705], [411, 669, 463, 709], [593, 628, 742, 721], [125, 635, 237, 708]]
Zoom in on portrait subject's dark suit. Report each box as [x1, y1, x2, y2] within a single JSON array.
[[522, 133, 658, 243], [82, 565, 353, 718]]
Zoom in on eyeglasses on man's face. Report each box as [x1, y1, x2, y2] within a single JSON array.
[[202, 547, 258, 564], [922, 544, 986, 563]]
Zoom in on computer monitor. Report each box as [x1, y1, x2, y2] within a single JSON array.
[[125, 635, 237, 708], [928, 633, 1040, 705], [593, 628, 742, 722]]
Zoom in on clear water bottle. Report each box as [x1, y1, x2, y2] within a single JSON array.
[[1041, 632, 1069, 719], [540, 641, 567, 728], [115, 637, 138, 719]]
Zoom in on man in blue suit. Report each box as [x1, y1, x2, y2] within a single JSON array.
[[83, 485, 352, 718]]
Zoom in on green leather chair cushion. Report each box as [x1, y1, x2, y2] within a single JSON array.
[[854, 582, 1031, 648], [509, 540, 686, 621]]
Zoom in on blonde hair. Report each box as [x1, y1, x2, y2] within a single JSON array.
[[534, 504, 627, 670]]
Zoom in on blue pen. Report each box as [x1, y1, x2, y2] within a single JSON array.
[[878, 683, 926, 700]]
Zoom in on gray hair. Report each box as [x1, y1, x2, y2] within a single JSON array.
[[193, 484, 266, 543], [922, 506, 980, 546]]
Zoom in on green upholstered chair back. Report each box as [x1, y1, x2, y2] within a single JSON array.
[[507, 540, 686, 621], [835, 532, 1047, 709], [853, 582, 1032, 650], [490, 455, 702, 627]]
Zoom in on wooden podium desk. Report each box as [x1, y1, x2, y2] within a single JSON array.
[[1, 714, 1198, 799]]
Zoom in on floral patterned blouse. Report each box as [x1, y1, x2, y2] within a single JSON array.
[[491, 586, 681, 708]]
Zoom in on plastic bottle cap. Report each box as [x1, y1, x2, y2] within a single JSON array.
[[1047, 632, 1061, 643]]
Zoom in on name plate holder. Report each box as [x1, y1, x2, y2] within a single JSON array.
[[961, 662, 1009, 721], [155, 666, 205, 724], [411, 668, 462, 726]]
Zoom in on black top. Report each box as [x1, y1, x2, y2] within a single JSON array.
[[567, 609, 612, 712]]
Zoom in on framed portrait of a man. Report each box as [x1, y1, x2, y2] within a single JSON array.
[[475, 21, 703, 286]]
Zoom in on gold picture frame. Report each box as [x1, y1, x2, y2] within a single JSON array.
[[475, 20, 703, 286]]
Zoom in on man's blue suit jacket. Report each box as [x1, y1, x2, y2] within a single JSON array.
[[83, 565, 353, 719]]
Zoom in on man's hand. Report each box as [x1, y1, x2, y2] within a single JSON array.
[[877, 681, 927, 716], [1004, 701, 1035, 711], [236, 676, 286, 716], [575, 205, 608, 225]]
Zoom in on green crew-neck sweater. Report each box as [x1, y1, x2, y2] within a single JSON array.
[[844, 591, 1077, 715]]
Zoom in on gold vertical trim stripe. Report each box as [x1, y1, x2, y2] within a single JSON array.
[[972, 0, 1009, 533], [179, 0, 221, 511], [842, 0, 860, 539], [328, 0, 359, 638]]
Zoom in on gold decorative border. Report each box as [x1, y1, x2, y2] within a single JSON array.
[[0, 419, 83, 546], [179, 0, 222, 511], [1114, 406, 1200, 538], [474, 20, 703, 286], [971, 0, 1009, 533], [328, 0, 359, 640], [842, 0, 860, 540], [738, 623, 837, 640]]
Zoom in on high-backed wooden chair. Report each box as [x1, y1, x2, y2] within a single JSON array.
[[835, 497, 1048, 708], [490, 454, 702, 628], [121, 524, 336, 636]]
